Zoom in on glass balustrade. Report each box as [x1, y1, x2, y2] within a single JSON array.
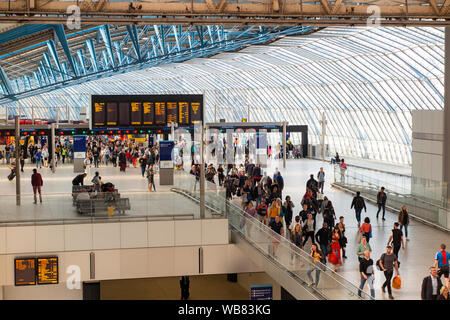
[[173, 171, 373, 300]]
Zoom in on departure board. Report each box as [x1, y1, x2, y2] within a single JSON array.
[[179, 101, 189, 124], [167, 102, 178, 124], [15, 258, 36, 286], [106, 102, 118, 126], [191, 102, 202, 123], [143, 102, 154, 125], [118, 102, 130, 126], [91, 94, 203, 128], [93, 102, 106, 126], [131, 102, 142, 125], [37, 257, 58, 285], [155, 102, 166, 125]]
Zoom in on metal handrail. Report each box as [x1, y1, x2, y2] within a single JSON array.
[[174, 173, 372, 300], [0, 213, 196, 227], [336, 166, 448, 210]]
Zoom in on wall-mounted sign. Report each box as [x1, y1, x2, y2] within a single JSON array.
[[14, 257, 58, 286], [37, 257, 59, 285], [250, 285, 273, 300], [14, 258, 36, 286]]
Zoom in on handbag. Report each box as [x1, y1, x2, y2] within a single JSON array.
[[392, 276, 401, 289]]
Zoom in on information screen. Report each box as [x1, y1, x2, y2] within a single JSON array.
[[15, 258, 36, 286], [166, 102, 178, 124], [91, 94, 203, 128], [179, 101, 189, 124], [118, 102, 130, 126], [131, 102, 142, 126], [155, 102, 166, 125], [143, 102, 154, 125], [106, 102, 118, 126], [93, 102, 106, 126], [37, 257, 58, 285], [191, 102, 202, 123]]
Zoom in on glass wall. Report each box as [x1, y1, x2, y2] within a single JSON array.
[[2, 27, 444, 165]]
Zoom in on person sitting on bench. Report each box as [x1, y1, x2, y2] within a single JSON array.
[[76, 188, 90, 201], [72, 173, 87, 186], [331, 152, 340, 164]]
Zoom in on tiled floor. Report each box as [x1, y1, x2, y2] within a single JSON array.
[[1, 158, 449, 300], [258, 158, 450, 300], [0, 163, 206, 221]]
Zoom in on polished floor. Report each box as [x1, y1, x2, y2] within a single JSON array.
[[1, 157, 449, 300], [0, 163, 205, 221], [253, 158, 450, 300]]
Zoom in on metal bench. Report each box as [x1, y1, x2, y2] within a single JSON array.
[[76, 197, 130, 216]]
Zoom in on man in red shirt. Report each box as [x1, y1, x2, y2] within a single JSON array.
[[31, 169, 43, 204]]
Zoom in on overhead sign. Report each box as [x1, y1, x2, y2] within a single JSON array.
[[250, 285, 273, 300], [91, 94, 203, 129]]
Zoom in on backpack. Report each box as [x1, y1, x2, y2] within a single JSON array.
[[356, 196, 364, 208], [376, 254, 400, 271], [376, 254, 385, 271]]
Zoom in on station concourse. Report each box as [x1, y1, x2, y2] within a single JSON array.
[[0, 23, 448, 302]]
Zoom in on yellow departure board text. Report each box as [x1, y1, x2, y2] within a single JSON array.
[[15, 258, 36, 286], [37, 257, 58, 285], [179, 102, 189, 124]]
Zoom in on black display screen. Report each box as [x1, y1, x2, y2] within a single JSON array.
[[91, 95, 203, 128], [118, 102, 130, 126], [106, 102, 118, 126], [15, 258, 36, 286]]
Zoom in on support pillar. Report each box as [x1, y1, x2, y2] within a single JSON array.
[[51, 123, 56, 173], [320, 112, 327, 161], [200, 94, 205, 219], [282, 121, 286, 168], [15, 116, 20, 206], [200, 119, 205, 219], [31, 105, 35, 125], [444, 27, 450, 202]]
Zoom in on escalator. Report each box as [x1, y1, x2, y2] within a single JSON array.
[[172, 172, 372, 300]]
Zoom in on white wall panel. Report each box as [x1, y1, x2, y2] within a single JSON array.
[[3, 283, 83, 300], [148, 247, 175, 277], [201, 219, 228, 245], [202, 245, 229, 275], [64, 224, 93, 252], [174, 246, 199, 275], [0, 228, 6, 254], [93, 223, 120, 250], [148, 220, 175, 247], [6, 226, 35, 254], [120, 222, 147, 249], [174, 220, 202, 246], [119, 248, 149, 279], [36, 225, 65, 252], [94, 249, 121, 280]]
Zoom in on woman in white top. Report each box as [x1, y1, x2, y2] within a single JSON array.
[[42, 148, 49, 167]]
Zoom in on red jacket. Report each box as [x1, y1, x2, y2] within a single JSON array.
[[31, 173, 43, 187]]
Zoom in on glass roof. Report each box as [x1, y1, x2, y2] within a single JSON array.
[[1, 26, 444, 165]]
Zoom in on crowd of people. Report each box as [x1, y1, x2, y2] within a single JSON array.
[[190, 156, 450, 300]]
